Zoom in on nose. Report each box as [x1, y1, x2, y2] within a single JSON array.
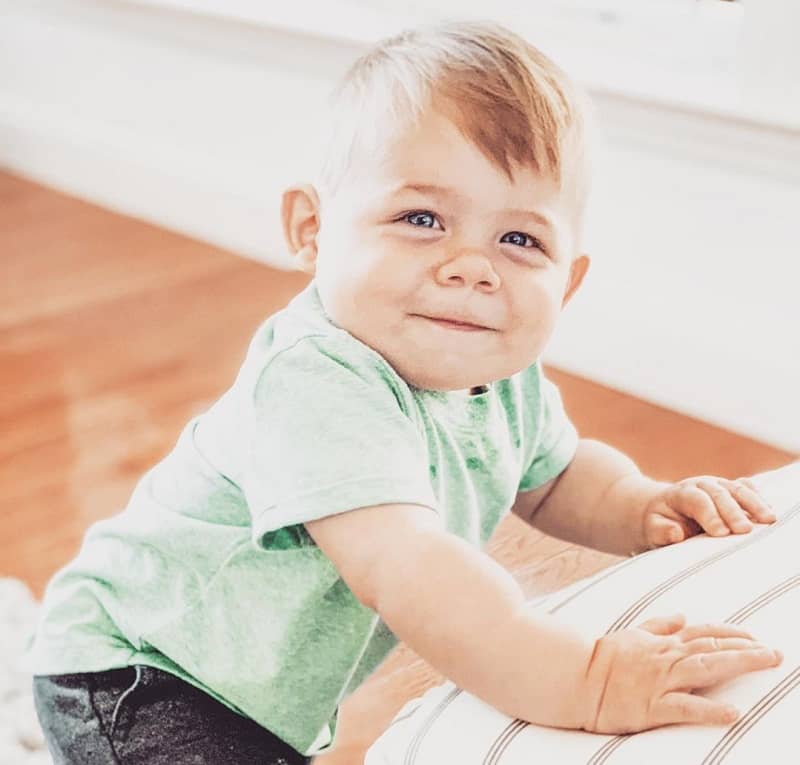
[[435, 250, 501, 292]]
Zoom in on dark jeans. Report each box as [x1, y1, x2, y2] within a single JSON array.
[[33, 665, 312, 765]]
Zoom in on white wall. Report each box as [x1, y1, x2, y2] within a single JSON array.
[[553, 103, 800, 453], [2, 0, 798, 452]]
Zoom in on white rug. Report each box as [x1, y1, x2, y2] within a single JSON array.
[[1, 579, 52, 764]]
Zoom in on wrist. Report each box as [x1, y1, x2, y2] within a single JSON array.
[[578, 635, 612, 732], [543, 630, 601, 730], [509, 610, 603, 729], [606, 474, 668, 555]]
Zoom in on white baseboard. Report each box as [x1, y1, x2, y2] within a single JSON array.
[[0, 105, 292, 268]]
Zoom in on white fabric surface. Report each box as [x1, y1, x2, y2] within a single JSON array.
[[0, 579, 51, 764], [365, 462, 800, 765]]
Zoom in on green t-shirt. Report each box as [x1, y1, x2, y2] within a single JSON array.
[[27, 280, 578, 756]]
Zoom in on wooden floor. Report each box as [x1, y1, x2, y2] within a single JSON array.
[[1, 170, 794, 763]]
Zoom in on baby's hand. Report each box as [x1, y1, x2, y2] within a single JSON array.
[[642, 476, 777, 548], [581, 614, 782, 734]]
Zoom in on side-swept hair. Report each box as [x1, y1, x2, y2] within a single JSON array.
[[316, 20, 593, 219]]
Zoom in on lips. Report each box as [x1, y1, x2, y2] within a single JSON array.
[[414, 314, 493, 331]]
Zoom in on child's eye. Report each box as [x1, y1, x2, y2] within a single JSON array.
[[500, 231, 545, 251], [402, 211, 443, 230]]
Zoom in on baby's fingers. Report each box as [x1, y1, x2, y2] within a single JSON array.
[[723, 478, 777, 524], [639, 613, 686, 636], [682, 637, 764, 656], [653, 693, 739, 727], [679, 623, 754, 641], [671, 646, 783, 690], [696, 479, 753, 534]]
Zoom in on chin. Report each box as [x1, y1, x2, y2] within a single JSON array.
[[380, 342, 530, 392], [397, 364, 491, 392]]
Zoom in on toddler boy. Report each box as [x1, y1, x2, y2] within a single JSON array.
[[30, 20, 782, 765]]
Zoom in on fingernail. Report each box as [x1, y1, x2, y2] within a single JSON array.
[[723, 706, 740, 723], [717, 527, 730, 536]]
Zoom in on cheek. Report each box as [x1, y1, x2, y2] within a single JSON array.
[[507, 284, 562, 343], [345, 239, 419, 299], [315, 243, 411, 330]]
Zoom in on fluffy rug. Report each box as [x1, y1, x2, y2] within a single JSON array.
[[1, 579, 51, 764]]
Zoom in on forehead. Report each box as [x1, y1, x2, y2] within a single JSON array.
[[367, 109, 572, 222]]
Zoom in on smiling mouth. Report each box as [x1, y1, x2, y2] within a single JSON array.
[[413, 315, 493, 332]]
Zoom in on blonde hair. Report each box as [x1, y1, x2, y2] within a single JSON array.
[[316, 20, 593, 220]]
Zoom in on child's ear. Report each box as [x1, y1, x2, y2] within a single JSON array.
[[281, 185, 321, 274], [562, 253, 590, 307]]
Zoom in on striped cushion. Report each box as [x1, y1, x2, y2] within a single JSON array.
[[366, 463, 800, 765]]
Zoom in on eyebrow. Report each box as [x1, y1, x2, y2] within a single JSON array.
[[392, 182, 554, 232]]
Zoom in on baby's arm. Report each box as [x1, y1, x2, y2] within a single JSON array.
[[305, 504, 781, 732], [513, 438, 654, 556], [514, 439, 776, 556]]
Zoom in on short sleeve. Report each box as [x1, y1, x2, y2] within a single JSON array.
[[242, 337, 439, 544], [517, 366, 579, 492]]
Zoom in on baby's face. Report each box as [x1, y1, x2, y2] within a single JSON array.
[[310, 108, 587, 391]]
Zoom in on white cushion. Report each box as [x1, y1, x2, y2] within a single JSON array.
[[365, 463, 800, 765]]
